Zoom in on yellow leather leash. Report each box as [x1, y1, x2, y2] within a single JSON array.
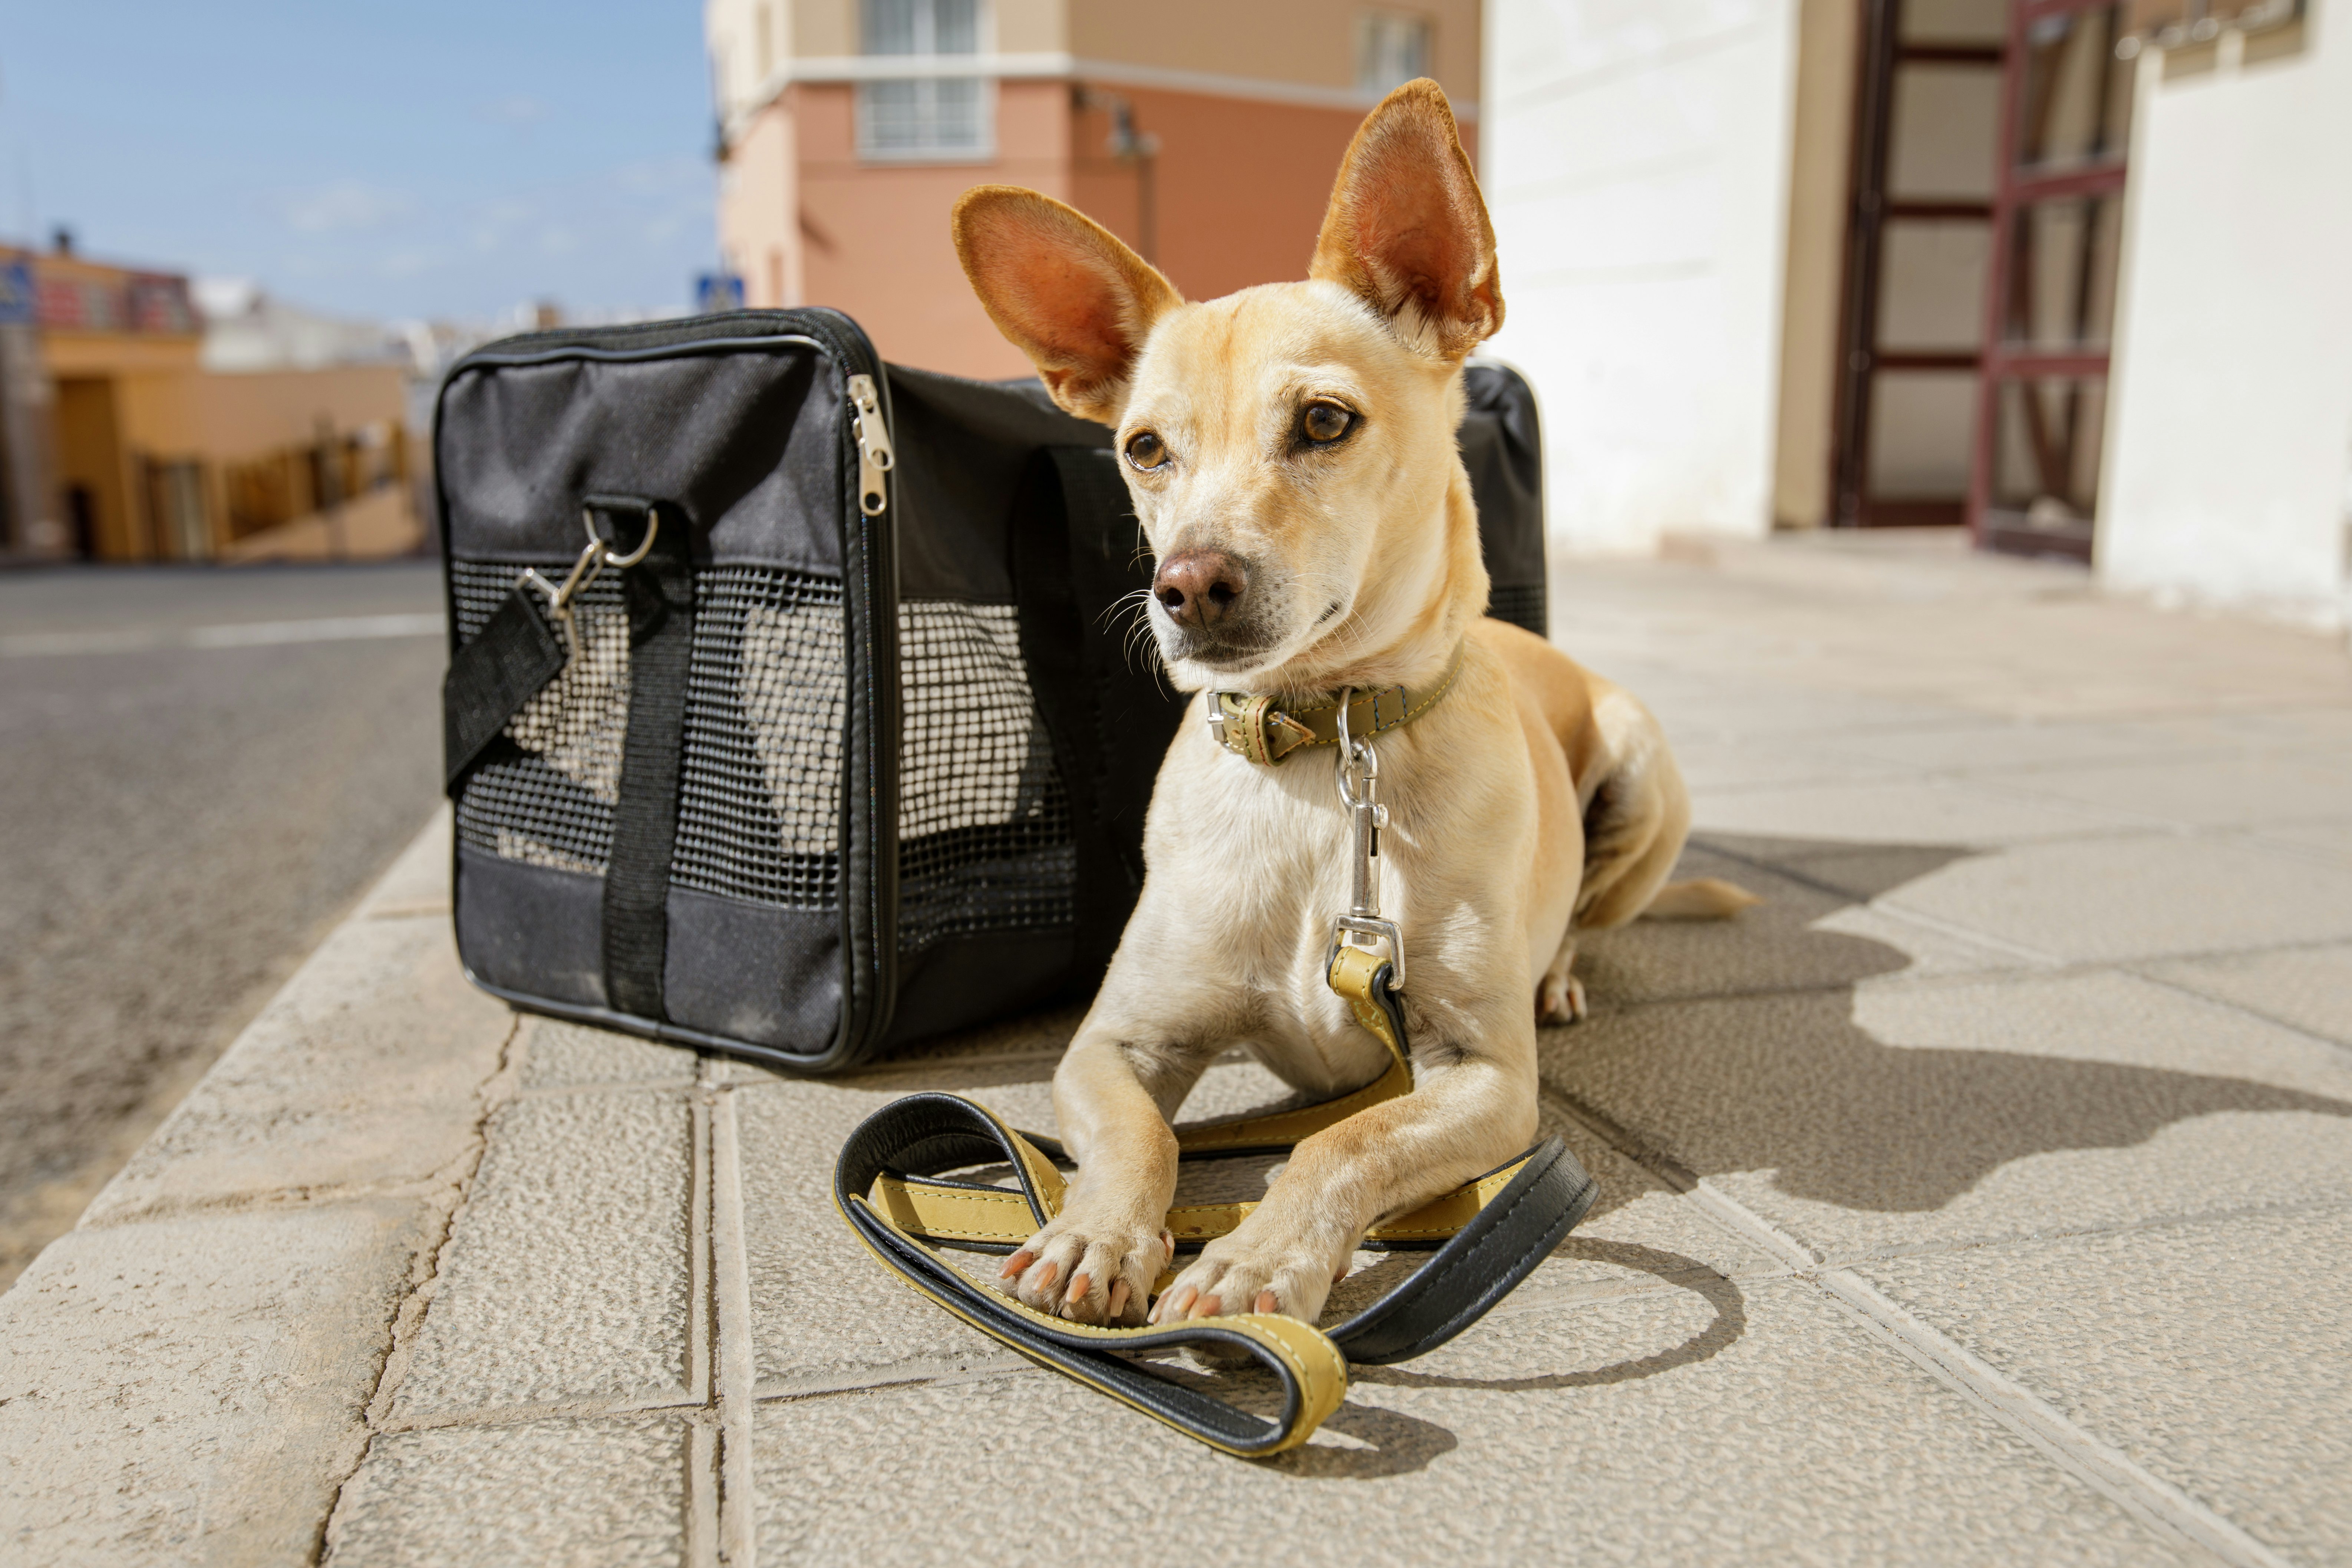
[[832, 651, 1597, 1455]]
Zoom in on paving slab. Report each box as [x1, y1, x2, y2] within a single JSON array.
[[0, 1200, 438, 1568], [324, 1413, 695, 1568], [1857, 1204, 2352, 1565], [1690, 776, 2138, 847], [1877, 833, 2352, 963], [79, 911, 513, 1225], [1571, 845, 2031, 1009], [1640, 683, 1985, 742], [517, 1016, 702, 1091], [2250, 816, 2352, 869], [1541, 969, 2352, 1262], [748, 1277, 2184, 1568], [734, 1065, 1050, 1389], [1655, 732, 1915, 793], [1830, 715, 2265, 775], [386, 1090, 697, 1422], [1985, 752, 2352, 829], [2138, 943, 2352, 1050]]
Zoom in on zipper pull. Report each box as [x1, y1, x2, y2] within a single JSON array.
[[847, 373, 894, 517]]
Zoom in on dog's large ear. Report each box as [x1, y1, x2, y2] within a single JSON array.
[[953, 185, 1182, 423], [1309, 79, 1502, 360]]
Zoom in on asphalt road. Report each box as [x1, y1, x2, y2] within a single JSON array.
[[0, 562, 447, 1288]]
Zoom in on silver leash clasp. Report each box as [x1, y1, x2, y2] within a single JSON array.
[[521, 502, 660, 653], [1330, 686, 1404, 989]]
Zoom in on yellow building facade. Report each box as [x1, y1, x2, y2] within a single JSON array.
[[1, 245, 417, 565]]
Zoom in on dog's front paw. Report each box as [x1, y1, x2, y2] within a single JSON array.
[[998, 1213, 1171, 1326], [1149, 1237, 1340, 1327]]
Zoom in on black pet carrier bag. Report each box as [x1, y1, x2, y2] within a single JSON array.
[[436, 308, 1546, 1074]]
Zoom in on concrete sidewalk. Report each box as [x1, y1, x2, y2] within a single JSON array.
[[7, 531, 2351, 1565]]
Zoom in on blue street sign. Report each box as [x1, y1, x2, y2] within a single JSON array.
[[0, 261, 33, 326], [695, 272, 745, 314]]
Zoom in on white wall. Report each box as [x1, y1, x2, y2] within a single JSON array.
[[1482, 0, 1802, 554], [2099, 21, 2352, 629]]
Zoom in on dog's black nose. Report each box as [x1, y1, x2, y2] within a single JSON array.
[[1153, 551, 1248, 631]]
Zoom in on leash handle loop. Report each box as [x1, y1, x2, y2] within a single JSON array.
[[832, 1087, 1597, 1456]]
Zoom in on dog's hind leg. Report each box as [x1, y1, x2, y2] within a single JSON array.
[[1574, 686, 1759, 925]]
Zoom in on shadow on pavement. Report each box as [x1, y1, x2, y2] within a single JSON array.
[[1557, 831, 2352, 1220]]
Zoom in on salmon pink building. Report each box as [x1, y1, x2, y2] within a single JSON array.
[[703, 0, 1482, 380]]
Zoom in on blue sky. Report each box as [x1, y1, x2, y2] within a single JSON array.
[[0, 1, 719, 323]]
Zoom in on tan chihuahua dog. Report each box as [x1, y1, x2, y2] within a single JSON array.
[[953, 80, 1751, 1331]]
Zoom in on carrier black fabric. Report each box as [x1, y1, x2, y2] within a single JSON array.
[[437, 307, 1546, 1073]]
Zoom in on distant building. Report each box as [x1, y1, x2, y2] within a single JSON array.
[[702, 0, 1482, 380], [1485, 0, 2351, 630], [0, 241, 419, 564]]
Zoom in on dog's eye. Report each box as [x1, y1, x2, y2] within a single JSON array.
[[1124, 430, 1167, 471], [1300, 403, 1355, 445]]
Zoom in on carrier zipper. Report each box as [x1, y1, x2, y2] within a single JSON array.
[[848, 373, 895, 516]]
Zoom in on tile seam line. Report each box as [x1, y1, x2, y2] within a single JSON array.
[[1819, 1191, 2352, 1272], [2123, 967, 2352, 1064], [374, 1390, 712, 1435], [1542, 1091, 2291, 1568], [711, 1088, 758, 1568], [751, 1354, 1042, 1404], [1870, 917, 2352, 977], [1837, 745, 2348, 784], [317, 1007, 526, 1560], [1665, 697, 2344, 738], [1954, 771, 2347, 833]]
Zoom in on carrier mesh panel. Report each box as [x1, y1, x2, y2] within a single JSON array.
[[449, 562, 1073, 953], [677, 566, 847, 908], [1487, 583, 1547, 639], [895, 603, 1074, 952], [450, 565, 628, 875]]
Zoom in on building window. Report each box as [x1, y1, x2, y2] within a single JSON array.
[[858, 0, 990, 161], [1358, 11, 1432, 96]]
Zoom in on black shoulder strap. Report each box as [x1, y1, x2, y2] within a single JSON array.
[[441, 585, 567, 793], [601, 511, 696, 1020]]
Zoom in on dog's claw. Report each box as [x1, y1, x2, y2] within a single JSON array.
[[1537, 971, 1589, 1026], [1158, 1239, 1341, 1331], [1001, 1218, 1164, 1324]]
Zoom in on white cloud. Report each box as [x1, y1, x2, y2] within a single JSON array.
[[276, 179, 415, 234], [479, 95, 551, 128]]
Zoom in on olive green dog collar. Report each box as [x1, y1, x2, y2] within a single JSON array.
[[1207, 639, 1467, 766]]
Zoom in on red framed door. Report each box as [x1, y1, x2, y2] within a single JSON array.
[[1969, 0, 2137, 561], [1831, 0, 2008, 529]]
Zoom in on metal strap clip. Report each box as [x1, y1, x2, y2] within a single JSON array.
[[521, 502, 660, 653], [1328, 687, 1403, 990]]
